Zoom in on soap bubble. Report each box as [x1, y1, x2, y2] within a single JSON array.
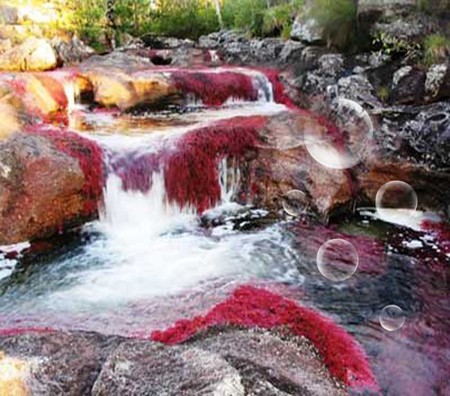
[[304, 98, 373, 169], [376, 181, 418, 222], [379, 305, 405, 331], [317, 239, 359, 281], [282, 190, 308, 217]]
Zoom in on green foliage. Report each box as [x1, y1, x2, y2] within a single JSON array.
[[308, 0, 357, 50], [262, 1, 303, 37], [423, 34, 450, 65], [416, 0, 450, 15], [372, 31, 422, 63], [222, 0, 267, 37], [146, 0, 220, 40]]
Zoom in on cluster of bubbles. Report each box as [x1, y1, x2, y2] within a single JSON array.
[[281, 97, 418, 331]]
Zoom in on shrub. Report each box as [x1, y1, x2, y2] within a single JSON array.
[[372, 31, 422, 63], [222, 0, 267, 37], [423, 34, 450, 66], [146, 0, 220, 40], [308, 0, 358, 50], [262, 1, 304, 38]]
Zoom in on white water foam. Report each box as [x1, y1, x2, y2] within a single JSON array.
[[40, 165, 301, 310]]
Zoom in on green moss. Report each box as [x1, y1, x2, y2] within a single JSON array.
[[377, 86, 390, 103]]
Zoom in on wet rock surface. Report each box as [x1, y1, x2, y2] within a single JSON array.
[[0, 331, 121, 396], [0, 131, 103, 245], [0, 327, 347, 396]]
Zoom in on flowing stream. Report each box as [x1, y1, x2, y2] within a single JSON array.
[[0, 69, 448, 395]]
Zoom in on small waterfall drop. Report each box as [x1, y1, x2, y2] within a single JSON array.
[[62, 77, 81, 128]]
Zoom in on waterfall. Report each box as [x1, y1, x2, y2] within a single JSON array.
[[62, 78, 81, 129], [218, 157, 241, 204]]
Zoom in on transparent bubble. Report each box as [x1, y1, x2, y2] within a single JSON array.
[[282, 190, 308, 217], [317, 239, 359, 281], [376, 181, 418, 222], [304, 98, 373, 169], [379, 305, 405, 331]]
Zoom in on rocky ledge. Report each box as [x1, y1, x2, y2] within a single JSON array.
[[0, 286, 379, 396]]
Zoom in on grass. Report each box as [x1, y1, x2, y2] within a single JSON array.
[[423, 34, 450, 66]]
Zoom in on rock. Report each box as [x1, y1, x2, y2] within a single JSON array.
[[92, 340, 245, 395], [85, 70, 177, 111], [0, 94, 20, 140], [371, 19, 426, 40], [80, 52, 153, 73], [4, 73, 68, 123], [361, 102, 450, 214], [0, 130, 103, 244], [0, 4, 19, 24], [252, 112, 354, 217], [190, 327, 346, 396], [0, 37, 57, 72], [0, 326, 348, 395], [141, 34, 195, 49], [51, 36, 96, 66], [390, 66, 426, 105], [425, 63, 450, 102], [291, 17, 325, 44], [198, 33, 220, 49], [358, 0, 417, 20], [334, 74, 381, 109], [289, 51, 345, 95], [0, 38, 12, 54], [279, 40, 305, 64], [0, 331, 121, 396]]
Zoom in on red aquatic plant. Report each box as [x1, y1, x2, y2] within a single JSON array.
[[151, 285, 379, 392], [164, 116, 265, 212], [170, 70, 258, 106]]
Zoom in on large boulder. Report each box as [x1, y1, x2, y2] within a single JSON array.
[[0, 130, 103, 245], [0, 327, 348, 395], [84, 70, 177, 111], [358, 101, 450, 215], [0, 37, 57, 72]]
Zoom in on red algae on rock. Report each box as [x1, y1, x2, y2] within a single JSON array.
[[165, 116, 265, 212], [0, 327, 55, 337], [170, 70, 259, 106], [151, 285, 380, 393]]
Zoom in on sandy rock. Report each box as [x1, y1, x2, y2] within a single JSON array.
[[86, 70, 176, 111], [0, 37, 57, 72]]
